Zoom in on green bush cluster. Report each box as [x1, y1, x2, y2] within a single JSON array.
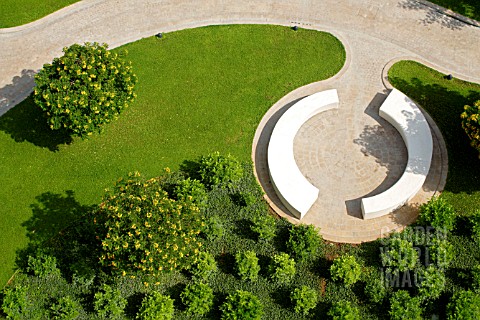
[[290, 285, 318, 315], [198, 152, 243, 189], [364, 275, 388, 304], [1, 285, 37, 319], [220, 290, 263, 320], [389, 290, 423, 320], [236, 250, 260, 281], [447, 290, 480, 319], [93, 284, 127, 319], [181, 282, 214, 316], [429, 237, 454, 269], [330, 255, 361, 286], [191, 251, 217, 281], [174, 177, 207, 208], [417, 266, 446, 301], [203, 215, 224, 241], [472, 265, 480, 292], [269, 253, 296, 284], [461, 100, 480, 156], [327, 300, 360, 320], [136, 292, 174, 320], [26, 252, 61, 278], [470, 210, 480, 241], [50, 296, 82, 320], [250, 214, 276, 241], [94, 172, 204, 277], [287, 224, 322, 262], [418, 196, 456, 232], [34, 42, 137, 138], [381, 236, 418, 274]]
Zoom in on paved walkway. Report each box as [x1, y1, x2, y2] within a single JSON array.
[[0, 0, 479, 242]]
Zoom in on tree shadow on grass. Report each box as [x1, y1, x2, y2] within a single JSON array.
[[389, 74, 480, 194], [17, 191, 99, 278], [0, 95, 73, 151]]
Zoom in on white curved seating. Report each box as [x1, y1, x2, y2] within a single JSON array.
[[361, 88, 433, 219], [268, 89, 339, 219]]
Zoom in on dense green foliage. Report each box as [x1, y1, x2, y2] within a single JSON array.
[[447, 290, 480, 319], [268, 253, 296, 284], [1, 285, 36, 319], [364, 275, 388, 304], [198, 152, 243, 189], [429, 236, 454, 269], [461, 100, 480, 156], [327, 300, 360, 320], [94, 172, 203, 277], [235, 250, 260, 282], [416, 266, 446, 300], [389, 290, 423, 320], [220, 290, 263, 320], [330, 255, 361, 286], [470, 210, 480, 241], [472, 264, 480, 292], [250, 214, 277, 241], [287, 224, 322, 262], [381, 236, 418, 274], [181, 282, 214, 316], [94, 284, 127, 319], [427, 0, 480, 21], [136, 292, 174, 320], [418, 196, 456, 232], [50, 296, 82, 320], [26, 252, 61, 278], [0, 25, 346, 286], [190, 251, 217, 281], [290, 286, 317, 315], [34, 42, 137, 138]]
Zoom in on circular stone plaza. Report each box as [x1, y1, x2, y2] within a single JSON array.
[[1, 0, 479, 244]]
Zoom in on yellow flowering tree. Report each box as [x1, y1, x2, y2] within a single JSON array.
[[34, 42, 137, 138], [461, 100, 480, 157], [94, 172, 203, 277]]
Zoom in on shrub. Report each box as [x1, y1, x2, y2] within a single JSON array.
[[181, 282, 214, 316], [236, 251, 260, 281], [418, 196, 456, 232], [416, 266, 445, 301], [50, 296, 82, 320], [291, 286, 318, 315], [33, 42, 137, 138], [330, 255, 361, 286], [93, 284, 127, 319], [203, 215, 224, 241], [472, 265, 480, 292], [389, 290, 422, 320], [198, 152, 243, 189], [429, 237, 454, 269], [470, 210, 480, 241], [251, 214, 276, 241], [447, 290, 480, 319], [461, 100, 480, 156], [327, 300, 360, 320], [174, 178, 207, 208], [365, 275, 387, 303], [95, 172, 203, 277], [269, 253, 296, 284], [1, 285, 37, 320], [231, 190, 257, 207], [191, 251, 217, 280], [381, 236, 418, 274], [220, 290, 263, 320], [26, 252, 61, 278], [136, 292, 174, 320], [287, 224, 322, 262]]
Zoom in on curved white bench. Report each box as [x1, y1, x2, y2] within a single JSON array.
[[268, 89, 339, 219], [361, 88, 433, 219]]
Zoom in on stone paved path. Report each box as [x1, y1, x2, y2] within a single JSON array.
[[1, 0, 479, 242]]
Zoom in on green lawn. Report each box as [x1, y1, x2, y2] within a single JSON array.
[[0, 0, 80, 28], [428, 0, 480, 21], [0, 25, 346, 287], [388, 60, 480, 216]]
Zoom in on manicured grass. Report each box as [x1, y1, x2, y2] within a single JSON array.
[[428, 0, 480, 21], [0, 25, 345, 287], [0, 0, 80, 28], [388, 60, 480, 216]]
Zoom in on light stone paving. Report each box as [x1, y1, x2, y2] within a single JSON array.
[[0, 0, 479, 243]]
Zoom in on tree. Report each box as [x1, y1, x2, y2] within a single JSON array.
[[250, 214, 276, 241], [291, 286, 318, 315], [327, 300, 360, 320], [461, 100, 480, 156], [389, 290, 423, 320], [94, 172, 204, 278], [236, 250, 260, 281], [381, 236, 418, 275], [34, 42, 137, 138], [416, 266, 445, 301], [198, 152, 243, 189], [93, 284, 127, 319], [181, 282, 214, 316], [418, 196, 456, 232], [287, 224, 322, 262], [330, 255, 361, 286], [269, 253, 296, 284]]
